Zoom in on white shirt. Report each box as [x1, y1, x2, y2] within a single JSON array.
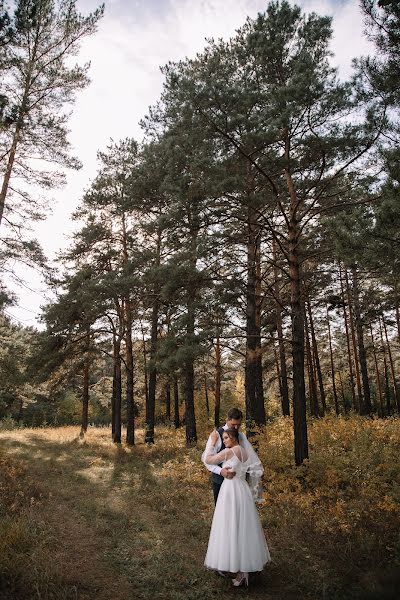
[[203, 423, 247, 476]]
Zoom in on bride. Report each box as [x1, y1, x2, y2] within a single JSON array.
[[203, 428, 271, 587]]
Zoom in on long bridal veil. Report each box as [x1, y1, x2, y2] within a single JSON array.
[[239, 434, 264, 502]]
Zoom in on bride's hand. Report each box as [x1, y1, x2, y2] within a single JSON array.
[[221, 467, 236, 479]]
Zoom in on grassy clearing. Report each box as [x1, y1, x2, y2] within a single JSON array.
[[0, 417, 399, 600]]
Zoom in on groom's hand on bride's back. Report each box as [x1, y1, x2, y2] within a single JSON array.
[[221, 467, 236, 479]]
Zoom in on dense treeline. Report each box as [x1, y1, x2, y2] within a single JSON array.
[[0, 1, 399, 465]]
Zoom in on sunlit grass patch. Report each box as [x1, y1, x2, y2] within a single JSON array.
[[1, 417, 399, 599]]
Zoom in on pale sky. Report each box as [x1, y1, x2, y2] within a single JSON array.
[[5, 0, 371, 328]]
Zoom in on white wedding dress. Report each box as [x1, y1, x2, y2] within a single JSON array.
[[204, 447, 271, 573]]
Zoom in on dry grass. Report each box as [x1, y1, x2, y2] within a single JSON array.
[[0, 416, 399, 600]]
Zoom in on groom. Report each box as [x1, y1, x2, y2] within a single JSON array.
[[203, 407, 245, 505]]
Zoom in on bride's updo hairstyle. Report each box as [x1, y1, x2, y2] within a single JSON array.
[[225, 428, 239, 444]]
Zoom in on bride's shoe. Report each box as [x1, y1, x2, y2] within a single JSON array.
[[232, 572, 249, 587]]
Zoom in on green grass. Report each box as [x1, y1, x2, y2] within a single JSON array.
[[0, 418, 399, 600]]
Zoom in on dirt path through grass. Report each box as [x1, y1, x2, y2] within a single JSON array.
[[1, 427, 279, 600]]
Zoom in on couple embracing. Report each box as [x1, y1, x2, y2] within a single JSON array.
[[201, 407, 271, 587]]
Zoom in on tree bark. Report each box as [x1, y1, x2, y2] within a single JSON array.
[[339, 263, 357, 410], [113, 335, 122, 444], [214, 333, 221, 428], [80, 328, 90, 437], [285, 158, 308, 465], [370, 323, 384, 416], [245, 200, 266, 427], [145, 300, 159, 444], [0, 124, 22, 226], [351, 267, 372, 414], [273, 238, 290, 416], [141, 322, 149, 408], [183, 212, 198, 446], [326, 306, 340, 416], [0, 30, 38, 227], [394, 283, 400, 343], [125, 308, 135, 445], [305, 310, 319, 417], [184, 299, 197, 444], [273, 342, 284, 408], [173, 375, 180, 428], [203, 365, 210, 417], [344, 267, 362, 413], [111, 331, 116, 436], [306, 298, 326, 415], [122, 214, 135, 445], [379, 319, 392, 416], [145, 228, 162, 444]]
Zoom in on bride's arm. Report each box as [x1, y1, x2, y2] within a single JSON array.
[[204, 448, 231, 465]]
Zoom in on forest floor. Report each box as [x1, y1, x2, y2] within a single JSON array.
[[0, 417, 399, 600]]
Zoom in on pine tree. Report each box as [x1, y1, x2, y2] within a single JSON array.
[[0, 0, 104, 229], [160, 1, 384, 463], [358, 0, 400, 107]]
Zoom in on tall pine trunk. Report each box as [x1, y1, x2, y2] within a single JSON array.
[[273, 343, 284, 407], [173, 375, 180, 428], [214, 333, 221, 428], [339, 263, 357, 410], [370, 323, 384, 416], [80, 328, 90, 437], [306, 298, 326, 415], [183, 216, 198, 445], [379, 319, 392, 416], [305, 310, 319, 417], [145, 228, 162, 444], [141, 323, 149, 408], [184, 300, 197, 444], [125, 307, 135, 445], [122, 215, 135, 445], [273, 239, 290, 416], [0, 40, 36, 227], [0, 124, 22, 226], [394, 283, 400, 342], [285, 156, 308, 465], [345, 267, 362, 413], [326, 307, 340, 415], [113, 334, 122, 444], [351, 267, 372, 414], [111, 333, 116, 437], [145, 300, 159, 444], [203, 366, 210, 417], [245, 201, 266, 427]]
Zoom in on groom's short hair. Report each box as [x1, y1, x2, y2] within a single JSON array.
[[227, 407, 243, 421]]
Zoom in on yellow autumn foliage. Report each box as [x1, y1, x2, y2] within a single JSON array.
[[0, 415, 399, 599]]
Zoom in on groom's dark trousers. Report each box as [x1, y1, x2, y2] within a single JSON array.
[[212, 427, 226, 504]]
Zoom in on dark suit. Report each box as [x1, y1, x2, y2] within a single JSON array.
[[211, 426, 226, 504]]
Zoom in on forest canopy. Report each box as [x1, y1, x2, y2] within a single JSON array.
[[0, 0, 399, 467]]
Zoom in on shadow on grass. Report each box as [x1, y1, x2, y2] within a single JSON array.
[[0, 430, 282, 600]]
